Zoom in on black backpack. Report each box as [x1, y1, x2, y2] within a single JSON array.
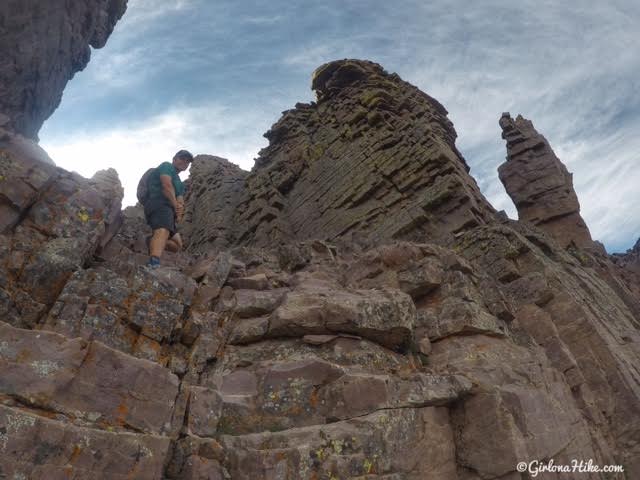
[[136, 167, 155, 205]]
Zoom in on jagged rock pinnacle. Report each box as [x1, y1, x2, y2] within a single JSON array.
[[184, 59, 496, 252], [498, 113, 596, 250], [2, 4, 640, 477]]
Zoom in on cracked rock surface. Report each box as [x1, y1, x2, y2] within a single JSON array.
[[182, 60, 496, 253], [498, 112, 597, 251], [0, 10, 638, 478], [1, 159, 638, 477]]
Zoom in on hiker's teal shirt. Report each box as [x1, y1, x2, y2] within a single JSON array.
[[148, 162, 185, 204]]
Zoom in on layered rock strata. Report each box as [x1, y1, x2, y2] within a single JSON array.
[[498, 113, 595, 249], [614, 238, 640, 278], [184, 60, 496, 252], [606, 238, 640, 320], [0, 0, 128, 139], [182, 155, 248, 253], [1, 16, 639, 478], [0, 148, 123, 327], [2, 167, 638, 477]]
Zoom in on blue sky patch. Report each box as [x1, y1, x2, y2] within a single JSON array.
[[39, 0, 640, 253]]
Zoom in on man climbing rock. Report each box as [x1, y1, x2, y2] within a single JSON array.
[[144, 149, 193, 268]]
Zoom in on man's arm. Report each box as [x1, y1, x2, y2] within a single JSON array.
[[160, 174, 178, 209]]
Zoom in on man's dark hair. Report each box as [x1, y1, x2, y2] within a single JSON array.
[[174, 149, 194, 163]]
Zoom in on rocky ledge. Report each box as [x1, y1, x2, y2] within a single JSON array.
[[1, 98, 639, 477], [0, 4, 639, 478], [182, 60, 496, 253]]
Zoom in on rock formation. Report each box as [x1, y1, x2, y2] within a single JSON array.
[[183, 60, 496, 253], [0, 0, 127, 139], [607, 238, 640, 319], [498, 113, 595, 250], [182, 156, 248, 252], [0, 6, 639, 479], [615, 238, 640, 277]]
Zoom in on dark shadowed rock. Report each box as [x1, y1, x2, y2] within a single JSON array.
[[0, 0, 128, 139], [182, 155, 248, 253], [609, 237, 640, 317], [183, 59, 496, 251]]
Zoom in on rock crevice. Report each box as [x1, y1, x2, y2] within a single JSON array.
[[0, 9, 638, 477]]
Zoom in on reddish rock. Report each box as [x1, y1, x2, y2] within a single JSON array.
[[42, 266, 195, 363], [186, 386, 223, 437], [228, 273, 271, 290], [228, 317, 270, 345], [165, 436, 226, 480], [456, 223, 640, 476], [221, 407, 458, 480], [215, 336, 411, 380], [396, 256, 444, 299], [417, 335, 432, 355], [234, 288, 287, 318], [301, 334, 341, 345], [0, 404, 170, 479], [0, 321, 180, 434], [268, 285, 415, 350], [498, 113, 596, 250], [431, 335, 610, 479], [0, 146, 123, 327], [2, 22, 639, 478]]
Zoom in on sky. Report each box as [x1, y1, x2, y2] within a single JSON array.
[[39, 0, 639, 253]]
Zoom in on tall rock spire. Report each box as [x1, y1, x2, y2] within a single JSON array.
[[185, 59, 496, 251], [498, 113, 595, 250]]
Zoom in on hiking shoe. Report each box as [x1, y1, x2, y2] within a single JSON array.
[[147, 256, 161, 269]]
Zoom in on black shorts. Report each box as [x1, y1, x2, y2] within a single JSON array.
[[144, 199, 176, 236]]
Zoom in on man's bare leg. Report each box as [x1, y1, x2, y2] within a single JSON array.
[[149, 228, 170, 258], [166, 233, 183, 252], [165, 239, 179, 252]]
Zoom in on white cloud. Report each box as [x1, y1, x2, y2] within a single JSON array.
[[86, 47, 151, 88], [384, 0, 640, 252], [40, 0, 639, 251], [241, 14, 284, 25], [283, 45, 339, 70], [41, 104, 269, 207], [66, 0, 204, 94], [121, 0, 194, 28], [557, 128, 640, 251]]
